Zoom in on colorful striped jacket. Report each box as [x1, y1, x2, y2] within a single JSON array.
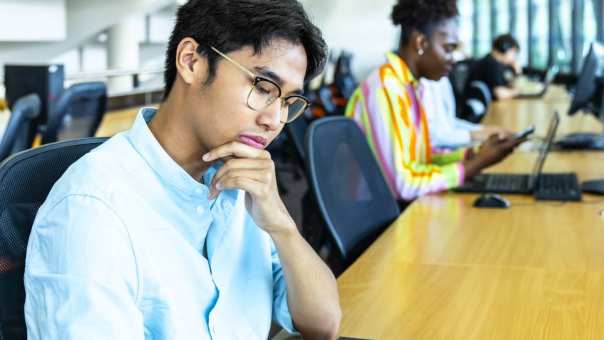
[[345, 52, 467, 201]]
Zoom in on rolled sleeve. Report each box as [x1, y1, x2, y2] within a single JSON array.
[[24, 195, 143, 340]]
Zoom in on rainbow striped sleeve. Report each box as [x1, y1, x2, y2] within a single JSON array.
[[345, 64, 465, 201]]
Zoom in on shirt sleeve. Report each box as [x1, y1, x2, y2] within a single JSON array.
[[421, 79, 473, 148], [346, 77, 465, 201], [270, 241, 297, 334], [24, 195, 143, 340]]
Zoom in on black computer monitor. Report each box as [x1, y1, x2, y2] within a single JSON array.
[[562, 42, 604, 195], [568, 42, 604, 117], [558, 42, 604, 150]]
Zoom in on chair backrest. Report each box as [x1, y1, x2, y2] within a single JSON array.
[[0, 137, 107, 340], [42, 82, 107, 144], [334, 51, 358, 100], [286, 115, 310, 163], [0, 95, 41, 162], [305, 117, 400, 263], [449, 59, 475, 98], [461, 80, 493, 123]]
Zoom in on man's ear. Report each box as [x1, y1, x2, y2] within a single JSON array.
[[175, 37, 206, 85]]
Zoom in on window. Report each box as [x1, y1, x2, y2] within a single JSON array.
[[584, 0, 597, 57], [475, 0, 492, 56], [511, 0, 529, 66], [530, 0, 548, 68], [551, 0, 573, 72], [459, 1, 474, 57], [493, 0, 510, 36]]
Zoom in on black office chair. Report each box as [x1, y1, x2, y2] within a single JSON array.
[[305, 117, 400, 270], [41, 82, 107, 144], [0, 94, 41, 162], [333, 51, 358, 100], [448, 59, 475, 116], [460, 80, 492, 123], [285, 114, 310, 163], [0, 137, 107, 340]]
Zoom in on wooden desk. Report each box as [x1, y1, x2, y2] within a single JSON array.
[[337, 87, 604, 340], [95, 106, 147, 137]]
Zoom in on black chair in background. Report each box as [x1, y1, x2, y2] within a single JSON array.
[[285, 114, 310, 163], [333, 51, 358, 100], [0, 138, 107, 340], [448, 59, 475, 116], [305, 117, 400, 273], [460, 80, 493, 123], [0, 94, 41, 162], [41, 82, 107, 144]]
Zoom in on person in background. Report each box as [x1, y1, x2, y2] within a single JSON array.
[[345, 0, 521, 202], [419, 76, 510, 148], [24, 0, 341, 339], [465, 34, 522, 100]]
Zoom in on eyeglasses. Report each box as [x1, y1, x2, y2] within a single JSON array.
[[210, 46, 310, 123]]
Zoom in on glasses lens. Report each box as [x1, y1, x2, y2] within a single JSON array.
[[283, 97, 309, 122], [248, 79, 280, 111]]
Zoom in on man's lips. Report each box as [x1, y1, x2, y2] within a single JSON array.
[[238, 135, 267, 149]]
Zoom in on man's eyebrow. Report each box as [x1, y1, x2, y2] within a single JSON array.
[[254, 66, 304, 95], [254, 66, 284, 87]]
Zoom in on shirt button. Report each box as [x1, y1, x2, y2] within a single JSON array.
[[196, 205, 205, 214]]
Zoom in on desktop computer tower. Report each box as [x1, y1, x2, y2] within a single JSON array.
[[4, 64, 65, 125]]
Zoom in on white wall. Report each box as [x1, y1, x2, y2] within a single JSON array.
[[302, 0, 399, 80], [0, 0, 66, 42]]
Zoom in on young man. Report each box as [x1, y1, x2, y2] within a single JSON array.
[[24, 1, 341, 339], [465, 34, 522, 101]]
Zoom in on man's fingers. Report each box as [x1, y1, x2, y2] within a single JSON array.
[[203, 141, 271, 162]]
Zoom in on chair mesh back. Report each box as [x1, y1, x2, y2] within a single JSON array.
[[286, 115, 310, 163], [0, 138, 106, 340], [43, 82, 107, 144], [306, 117, 399, 262]]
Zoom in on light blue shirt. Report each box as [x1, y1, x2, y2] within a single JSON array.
[[24, 108, 295, 339]]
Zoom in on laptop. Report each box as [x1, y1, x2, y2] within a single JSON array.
[[516, 65, 559, 99], [454, 111, 582, 201]]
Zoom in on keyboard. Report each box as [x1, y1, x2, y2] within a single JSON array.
[[485, 174, 530, 193], [534, 173, 582, 201]]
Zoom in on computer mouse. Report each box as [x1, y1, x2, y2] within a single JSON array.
[[473, 193, 510, 208]]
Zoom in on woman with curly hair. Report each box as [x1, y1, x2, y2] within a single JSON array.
[[345, 0, 521, 202]]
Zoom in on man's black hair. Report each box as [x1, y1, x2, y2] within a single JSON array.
[[391, 0, 459, 45], [162, 0, 327, 100], [492, 34, 520, 53]]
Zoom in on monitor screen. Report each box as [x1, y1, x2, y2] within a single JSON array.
[[568, 42, 604, 117]]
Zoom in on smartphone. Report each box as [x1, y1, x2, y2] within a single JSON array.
[[514, 125, 535, 140]]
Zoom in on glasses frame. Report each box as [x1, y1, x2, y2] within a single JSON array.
[[210, 46, 309, 123]]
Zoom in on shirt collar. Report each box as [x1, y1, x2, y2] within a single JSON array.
[[386, 52, 418, 87], [127, 107, 231, 199]]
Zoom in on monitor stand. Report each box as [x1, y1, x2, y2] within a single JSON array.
[[582, 179, 604, 195], [556, 133, 604, 150]]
